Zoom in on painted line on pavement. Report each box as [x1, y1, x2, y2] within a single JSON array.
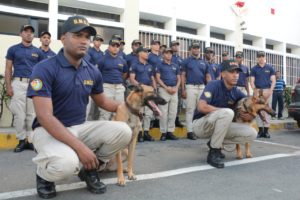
[[254, 140, 300, 150], [0, 152, 299, 200]]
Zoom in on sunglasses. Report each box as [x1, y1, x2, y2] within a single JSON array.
[[111, 44, 120, 47]]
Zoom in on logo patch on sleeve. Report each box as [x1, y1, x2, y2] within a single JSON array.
[[30, 79, 43, 91], [204, 91, 212, 98]]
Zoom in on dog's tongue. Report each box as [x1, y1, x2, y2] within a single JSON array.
[[148, 100, 162, 116]]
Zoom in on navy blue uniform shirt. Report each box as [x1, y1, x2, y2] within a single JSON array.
[[193, 80, 245, 120], [129, 61, 154, 86], [87, 47, 104, 66], [148, 52, 163, 69], [125, 52, 139, 68], [237, 64, 249, 87], [207, 62, 220, 80], [98, 52, 128, 84], [181, 56, 210, 85], [156, 61, 180, 87], [250, 64, 275, 89], [27, 48, 103, 129], [40, 48, 56, 59], [6, 43, 45, 78], [171, 54, 183, 68]]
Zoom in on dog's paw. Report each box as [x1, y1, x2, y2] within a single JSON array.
[[246, 153, 253, 158], [123, 168, 128, 173], [117, 178, 126, 187], [128, 174, 137, 181], [236, 153, 243, 160]]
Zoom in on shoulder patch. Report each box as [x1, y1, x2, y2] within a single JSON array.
[[204, 91, 212, 98], [30, 79, 43, 91]]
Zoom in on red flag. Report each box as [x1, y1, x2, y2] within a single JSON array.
[[235, 1, 245, 8], [271, 8, 275, 15]]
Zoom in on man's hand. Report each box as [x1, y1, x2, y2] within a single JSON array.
[[76, 144, 99, 170], [6, 85, 13, 97], [166, 87, 175, 95], [239, 111, 255, 122], [263, 89, 272, 101]]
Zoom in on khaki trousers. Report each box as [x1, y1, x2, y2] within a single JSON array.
[[99, 83, 125, 120], [185, 84, 205, 133], [193, 108, 257, 148], [28, 121, 132, 182], [142, 106, 153, 131], [158, 87, 178, 133], [86, 98, 100, 121], [9, 79, 35, 140]]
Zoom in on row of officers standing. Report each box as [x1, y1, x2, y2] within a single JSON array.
[[5, 24, 275, 153]]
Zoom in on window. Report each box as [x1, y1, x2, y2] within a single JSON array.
[[139, 31, 171, 48], [286, 57, 300, 86], [210, 43, 235, 64], [210, 32, 225, 40], [266, 44, 274, 50], [0, 0, 48, 11], [286, 48, 292, 54], [243, 39, 253, 46], [140, 19, 164, 29], [176, 37, 205, 59], [176, 26, 197, 35]]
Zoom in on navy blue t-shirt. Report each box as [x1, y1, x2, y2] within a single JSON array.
[[40, 48, 56, 59], [193, 80, 245, 120], [237, 64, 249, 87], [98, 52, 128, 84], [6, 43, 45, 78], [125, 52, 139, 68], [250, 64, 275, 89], [148, 52, 163, 69], [27, 48, 103, 129], [129, 62, 154, 86], [156, 62, 180, 87], [181, 56, 209, 85], [171, 54, 183, 68], [207, 62, 220, 80], [88, 47, 104, 66]]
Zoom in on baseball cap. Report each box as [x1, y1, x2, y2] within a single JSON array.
[[62, 15, 96, 36], [40, 31, 51, 37], [170, 40, 180, 46], [163, 48, 173, 54], [111, 34, 122, 41], [136, 46, 149, 54], [191, 42, 200, 48], [131, 39, 142, 45], [222, 51, 229, 57], [257, 51, 266, 57], [205, 47, 215, 54], [235, 51, 244, 58], [20, 24, 35, 33], [109, 38, 121, 46], [93, 34, 104, 41], [221, 60, 242, 72], [151, 39, 160, 45], [120, 40, 125, 45]]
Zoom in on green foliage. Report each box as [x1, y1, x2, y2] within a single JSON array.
[[284, 86, 292, 108], [0, 75, 11, 119]]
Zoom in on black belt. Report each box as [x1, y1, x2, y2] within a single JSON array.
[[14, 77, 30, 82], [274, 90, 283, 92]]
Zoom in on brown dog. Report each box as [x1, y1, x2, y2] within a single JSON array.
[[113, 84, 166, 186], [234, 90, 276, 159]]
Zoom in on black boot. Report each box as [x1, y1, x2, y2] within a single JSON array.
[[26, 142, 35, 151], [187, 132, 197, 140], [207, 140, 225, 159], [175, 117, 184, 128], [138, 131, 144, 142], [160, 133, 167, 141], [78, 168, 107, 194], [143, 131, 154, 141], [263, 127, 270, 138], [166, 132, 178, 140], [207, 148, 224, 168], [257, 127, 264, 138], [14, 140, 27, 153], [36, 174, 56, 199]]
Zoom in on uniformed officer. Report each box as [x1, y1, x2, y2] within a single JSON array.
[[98, 39, 128, 120], [181, 42, 211, 140], [193, 60, 257, 168], [111, 34, 126, 59], [159, 44, 167, 54], [148, 39, 163, 69], [156, 48, 181, 141], [205, 47, 220, 80], [39, 31, 56, 59], [170, 40, 184, 128], [125, 39, 142, 68], [5, 24, 45, 153], [221, 51, 230, 62], [235, 51, 250, 96], [250, 51, 276, 138], [86, 34, 104, 120], [129, 46, 156, 142], [27, 15, 132, 198]]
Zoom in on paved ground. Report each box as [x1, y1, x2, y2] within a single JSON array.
[[0, 129, 300, 200]]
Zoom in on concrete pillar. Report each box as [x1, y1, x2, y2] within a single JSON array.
[[165, 6, 177, 41], [202, 25, 210, 47], [48, 0, 58, 40], [282, 43, 287, 82], [122, 0, 139, 53]]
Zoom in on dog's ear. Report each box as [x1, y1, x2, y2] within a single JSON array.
[[127, 84, 144, 93]]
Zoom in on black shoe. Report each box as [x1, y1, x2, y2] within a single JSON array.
[[143, 131, 154, 141], [150, 119, 160, 128], [138, 131, 144, 142], [78, 168, 107, 194], [26, 142, 35, 151], [175, 117, 184, 128], [257, 127, 264, 138], [262, 127, 270, 138], [187, 132, 197, 140], [14, 140, 27, 153], [36, 174, 56, 199], [207, 148, 224, 168], [207, 141, 225, 159], [160, 133, 167, 141], [166, 132, 178, 140]]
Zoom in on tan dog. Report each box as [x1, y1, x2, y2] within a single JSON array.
[[234, 90, 276, 159], [113, 84, 166, 186]]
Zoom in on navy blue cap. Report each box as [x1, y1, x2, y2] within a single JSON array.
[[136, 46, 149, 54], [205, 47, 214, 54], [20, 24, 35, 33], [40, 31, 51, 37], [93, 34, 104, 41], [62, 15, 96, 36], [257, 51, 265, 57], [221, 60, 242, 72], [151, 39, 160, 45]]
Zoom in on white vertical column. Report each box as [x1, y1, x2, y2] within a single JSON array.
[[122, 0, 139, 53], [48, 0, 58, 40], [165, 6, 177, 41], [282, 42, 287, 82]]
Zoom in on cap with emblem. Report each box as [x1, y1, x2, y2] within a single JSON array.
[[62, 15, 96, 36], [235, 51, 244, 58], [151, 39, 160, 45], [205, 47, 214, 54], [20, 24, 35, 33], [222, 51, 229, 57], [131, 39, 142, 46], [191, 42, 200, 48], [111, 34, 122, 41], [170, 40, 180, 46], [163, 48, 173, 54], [109, 38, 120, 46], [136, 46, 149, 54], [93, 34, 104, 41], [40, 31, 51, 37], [257, 51, 266, 57], [221, 60, 242, 72]]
